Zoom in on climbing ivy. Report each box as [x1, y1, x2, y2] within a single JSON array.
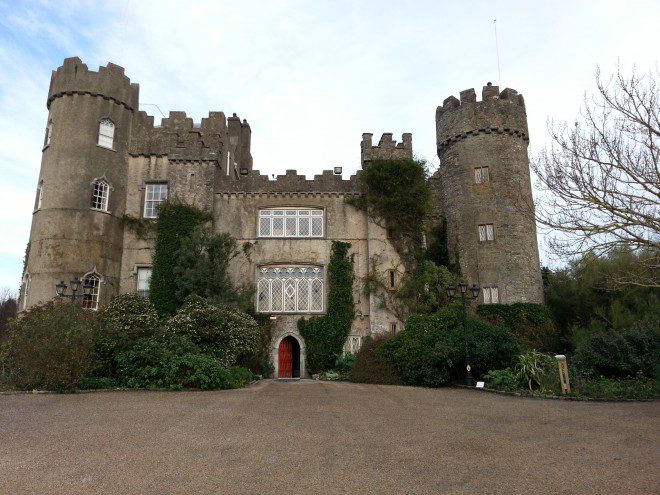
[[149, 202, 211, 316], [122, 214, 156, 240], [298, 241, 355, 374]]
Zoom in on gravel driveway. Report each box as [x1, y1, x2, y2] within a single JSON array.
[[1, 380, 658, 494]]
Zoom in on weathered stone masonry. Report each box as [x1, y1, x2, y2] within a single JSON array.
[[22, 58, 543, 376]]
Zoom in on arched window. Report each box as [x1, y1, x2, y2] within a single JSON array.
[[34, 181, 43, 211], [82, 272, 102, 310], [90, 179, 110, 211], [22, 272, 31, 310], [97, 118, 115, 149]]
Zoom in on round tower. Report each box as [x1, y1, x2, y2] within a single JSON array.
[[21, 57, 138, 310], [433, 83, 543, 304]]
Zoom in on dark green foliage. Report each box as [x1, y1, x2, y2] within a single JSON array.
[[348, 336, 403, 385], [378, 307, 519, 387], [5, 302, 97, 391], [298, 241, 355, 373], [115, 333, 252, 390], [393, 260, 453, 318], [425, 219, 451, 269], [476, 303, 560, 352], [173, 226, 253, 310], [165, 295, 259, 364], [570, 375, 660, 400], [350, 158, 430, 262], [150, 202, 210, 316], [483, 369, 520, 392], [237, 318, 274, 377], [573, 321, 659, 378], [334, 353, 356, 373], [0, 289, 17, 343]]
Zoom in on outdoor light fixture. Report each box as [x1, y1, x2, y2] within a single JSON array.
[[447, 281, 480, 386], [240, 168, 248, 175], [333, 166, 342, 175], [55, 277, 93, 302]]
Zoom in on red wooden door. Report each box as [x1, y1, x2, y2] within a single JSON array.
[[278, 338, 293, 378]]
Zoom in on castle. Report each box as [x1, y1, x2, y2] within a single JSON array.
[[21, 58, 543, 377]]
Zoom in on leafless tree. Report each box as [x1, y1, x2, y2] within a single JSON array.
[[532, 66, 659, 288]]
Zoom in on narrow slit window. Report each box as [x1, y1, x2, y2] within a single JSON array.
[[45, 119, 53, 147], [98, 118, 115, 149], [137, 267, 152, 298], [34, 181, 43, 211], [388, 269, 396, 289]]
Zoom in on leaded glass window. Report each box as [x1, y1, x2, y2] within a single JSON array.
[[82, 273, 101, 310], [256, 266, 324, 313], [98, 118, 115, 149], [258, 209, 324, 238], [474, 166, 490, 183], [144, 183, 168, 218], [483, 286, 499, 304], [137, 267, 152, 298], [478, 223, 494, 241]]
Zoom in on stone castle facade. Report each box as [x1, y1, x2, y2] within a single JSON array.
[[21, 58, 543, 377]]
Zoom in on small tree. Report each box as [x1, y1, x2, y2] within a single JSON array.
[[0, 287, 17, 343], [532, 66, 659, 288]]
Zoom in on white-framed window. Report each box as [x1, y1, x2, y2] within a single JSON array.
[[478, 223, 495, 241], [22, 272, 31, 310], [137, 267, 152, 298], [483, 286, 500, 304], [90, 180, 110, 211], [256, 266, 324, 313], [45, 119, 53, 147], [258, 208, 324, 238], [82, 272, 101, 310], [98, 118, 115, 149], [348, 335, 362, 354], [475, 166, 490, 183], [143, 183, 168, 218], [34, 181, 43, 211]]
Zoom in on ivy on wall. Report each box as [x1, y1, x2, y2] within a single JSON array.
[[298, 241, 355, 374], [149, 202, 211, 316]]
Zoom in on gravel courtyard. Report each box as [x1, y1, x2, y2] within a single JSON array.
[[1, 380, 658, 495]]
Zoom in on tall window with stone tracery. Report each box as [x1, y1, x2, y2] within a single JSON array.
[[82, 273, 101, 310], [97, 118, 115, 149], [256, 266, 324, 313], [90, 180, 110, 211]]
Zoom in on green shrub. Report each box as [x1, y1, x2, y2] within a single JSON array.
[[476, 303, 560, 352], [299, 241, 355, 374], [335, 353, 356, 373], [5, 302, 97, 391], [515, 350, 557, 391], [349, 336, 403, 385], [378, 307, 519, 387], [573, 322, 659, 378], [483, 369, 520, 392], [80, 376, 119, 389], [166, 295, 259, 365], [571, 375, 660, 400]]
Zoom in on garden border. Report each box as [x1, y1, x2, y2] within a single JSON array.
[[454, 384, 658, 402]]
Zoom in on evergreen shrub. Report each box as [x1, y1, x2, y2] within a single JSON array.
[[5, 302, 97, 391], [348, 336, 403, 385]]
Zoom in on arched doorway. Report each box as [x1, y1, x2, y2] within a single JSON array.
[[278, 336, 301, 378]]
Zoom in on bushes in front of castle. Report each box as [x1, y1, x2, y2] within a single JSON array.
[[348, 335, 404, 385], [378, 308, 520, 387], [476, 303, 560, 353], [572, 320, 659, 379], [4, 301, 97, 391], [299, 241, 355, 374]]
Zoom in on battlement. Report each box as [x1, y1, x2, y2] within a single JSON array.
[[361, 132, 413, 166], [217, 168, 359, 195], [436, 83, 529, 152], [129, 110, 251, 165], [48, 57, 139, 110]]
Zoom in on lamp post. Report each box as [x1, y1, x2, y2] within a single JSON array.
[[446, 282, 480, 386], [55, 277, 93, 303]]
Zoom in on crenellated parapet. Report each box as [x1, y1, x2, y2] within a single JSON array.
[[129, 110, 234, 163], [436, 83, 528, 153], [217, 169, 359, 195], [48, 57, 139, 110], [361, 132, 412, 166]]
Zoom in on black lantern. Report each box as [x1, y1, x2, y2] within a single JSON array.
[[458, 281, 467, 294], [70, 277, 80, 293], [447, 281, 480, 387], [446, 285, 456, 298], [83, 281, 93, 296], [470, 283, 480, 299], [56, 281, 67, 297]]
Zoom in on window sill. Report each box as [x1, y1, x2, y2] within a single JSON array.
[[96, 144, 116, 152], [257, 236, 325, 240], [258, 312, 326, 316], [90, 207, 111, 215]]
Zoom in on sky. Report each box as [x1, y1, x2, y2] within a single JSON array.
[[0, 0, 658, 292]]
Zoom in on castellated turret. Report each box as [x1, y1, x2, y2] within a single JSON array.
[[23, 57, 138, 310], [432, 83, 543, 304]]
